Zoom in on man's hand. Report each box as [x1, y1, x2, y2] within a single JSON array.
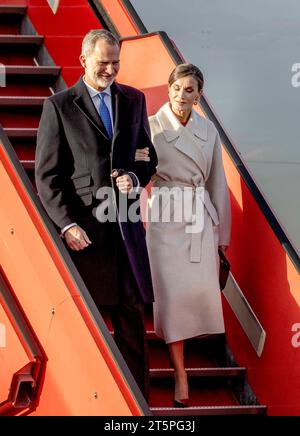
[[112, 170, 133, 194], [135, 147, 150, 162], [64, 225, 92, 251]]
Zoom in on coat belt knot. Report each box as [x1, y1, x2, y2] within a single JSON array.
[[152, 177, 219, 263]]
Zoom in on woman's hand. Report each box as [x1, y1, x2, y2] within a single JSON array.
[[135, 147, 150, 162]]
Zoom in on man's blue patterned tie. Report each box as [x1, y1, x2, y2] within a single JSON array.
[[98, 92, 113, 139]]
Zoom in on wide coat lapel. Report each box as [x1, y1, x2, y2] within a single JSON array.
[[157, 103, 209, 177], [111, 82, 131, 158], [72, 77, 110, 141], [111, 82, 124, 148]]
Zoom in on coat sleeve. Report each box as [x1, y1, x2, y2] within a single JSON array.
[[130, 93, 158, 187], [35, 98, 77, 229], [206, 129, 231, 246]]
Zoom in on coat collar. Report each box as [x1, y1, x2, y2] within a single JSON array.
[[156, 102, 208, 143], [71, 77, 130, 144], [155, 103, 208, 175], [72, 76, 107, 139]]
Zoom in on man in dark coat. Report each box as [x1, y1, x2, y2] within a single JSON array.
[[35, 29, 157, 398]]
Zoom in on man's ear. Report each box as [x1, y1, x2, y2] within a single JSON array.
[[79, 54, 86, 68]]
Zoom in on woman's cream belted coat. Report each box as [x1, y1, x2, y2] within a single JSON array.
[[146, 103, 231, 343]]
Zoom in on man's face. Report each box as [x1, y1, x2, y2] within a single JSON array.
[[80, 39, 120, 91]]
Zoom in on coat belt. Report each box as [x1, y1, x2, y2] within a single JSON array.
[[151, 178, 219, 263]]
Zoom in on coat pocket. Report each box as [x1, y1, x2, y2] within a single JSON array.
[[80, 192, 93, 206], [71, 174, 93, 206], [71, 174, 92, 196], [72, 174, 91, 189]]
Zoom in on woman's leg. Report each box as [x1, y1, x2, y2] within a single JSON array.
[[168, 340, 189, 403]]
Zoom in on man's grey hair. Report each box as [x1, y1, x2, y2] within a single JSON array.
[[82, 29, 120, 57]]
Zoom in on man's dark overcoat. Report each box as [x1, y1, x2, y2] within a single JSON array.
[[35, 77, 157, 306]]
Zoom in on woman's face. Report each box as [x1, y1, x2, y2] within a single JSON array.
[[168, 75, 202, 121]]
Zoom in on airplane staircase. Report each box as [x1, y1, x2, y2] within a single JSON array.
[[0, 0, 266, 416], [144, 311, 265, 415], [0, 6, 57, 187], [2, 0, 300, 416]]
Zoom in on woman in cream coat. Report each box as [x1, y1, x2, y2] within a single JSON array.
[[136, 64, 231, 407]]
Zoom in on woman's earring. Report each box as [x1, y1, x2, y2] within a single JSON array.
[[193, 99, 198, 105]]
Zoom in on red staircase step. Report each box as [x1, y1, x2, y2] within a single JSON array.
[[0, 67, 60, 97], [20, 160, 35, 170], [150, 367, 246, 379], [0, 35, 44, 45], [0, 106, 42, 128], [149, 377, 240, 407], [0, 96, 45, 107], [0, 6, 26, 35], [0, 6, 27, 15], [0, 82, 52, 97], [0, 36, 44, 64], [149, 376, 266, 415], [148, 339, 215, 369], [0, 53, 37, 66], [151, 404, 267, 416], [3, 128, 37, 138], [4, 66, 61, 77], [4, 129, 37, 163], [13, 143, 35, 161]]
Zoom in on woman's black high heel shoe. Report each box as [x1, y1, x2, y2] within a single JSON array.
[[173, 399, 190, 408]]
